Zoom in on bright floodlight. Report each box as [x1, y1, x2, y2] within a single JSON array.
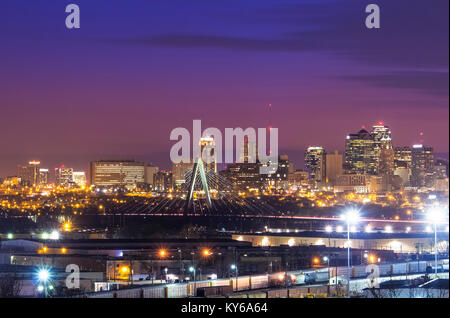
[[189, 266, 195, 273], [50, 230, 60, 240], [336, 225, 344, 233], [385, 225, 393, 233], [325, 225, 333, 233], [37, 285, 44, 292], [230, 264, 237, 270], [365, 225, 372, 233], [427, 207, 445, 224], [341, 209, 360, 224], [37, 269, 50, 282]]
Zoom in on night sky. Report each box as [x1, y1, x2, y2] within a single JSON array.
[[0, 0, 448, 176]]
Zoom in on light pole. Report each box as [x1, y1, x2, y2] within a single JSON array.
[[325, 225, 332, 285], [341, 209, 359, 298], [231, 264, 238, 291], [427, 207, 446, 277], [189, 266, 196, 295]]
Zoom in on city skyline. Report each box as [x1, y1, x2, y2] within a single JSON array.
[[1, 121, 448, 179], [1, 0, 448, 178]]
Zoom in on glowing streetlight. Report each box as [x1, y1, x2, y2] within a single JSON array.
[[7, 233, 14, 239], [341, 209, 360, 298], [325, 225, 333, 233], [385, 225, 393, 233], [37, 269, 50, 282], [427, 207, 446, 277], [159, 249, 167, 258], [202, 249, 211, 257], [365, 225, 372, 233], [50, 230, 60, 240], [63, 222, 72, 232], [37, 268, 51, 298]]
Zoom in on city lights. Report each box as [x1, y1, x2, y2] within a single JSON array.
[[159, 249, 167, 258], [202, 249, 211, 257], [37, 269, 50, 282]]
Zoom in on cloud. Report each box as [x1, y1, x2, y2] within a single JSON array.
[[98, 0, 449, 96], [341, 71, 449, 98]]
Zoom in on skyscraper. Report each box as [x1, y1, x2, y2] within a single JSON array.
[[394, 146, 412, 186], [153, 170, 174, 191], [89, 160, 145, 188], [344, 129, 378, 175], [17, 161, 41, 186], [199, 137, 217, 173], [145, 165, 159, 186], [172, 162, 193, 186], [372, 124, 394, 176], [55, 166, 74, 187], [305, 147, 326, 182], [38, 168, 49, 185], [72, 171, 87, 187], [411, 144, 434, 188], [325, 150, 343, 185]]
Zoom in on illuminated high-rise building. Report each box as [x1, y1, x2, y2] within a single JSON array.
[[199, 136, 217, 173], [394, 146, 412, 186], [305, 147, 326, 182], [153, 170, 174, 191], [239, 136, 258, 164], [344, 129, 378, 175], [89, 160, 145, 188], [325, 150, 343, 185], [145, 165, 159, 186], [55, 166, 74, 187], [17, 161, 41, 186], [38, 169, 49, 185], [394, 147, 412, 169], [372, 123, 394, 175], [411, 144, 435, 188], [72, 171, 87, 187], [371, 123, 392, 149], [172, 162, 193, 186]]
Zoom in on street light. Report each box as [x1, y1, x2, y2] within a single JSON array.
[[341, 209, 360, 298], [427, 207, 446, 277], [37, 268, 51, 298], [158, 249, 167, 258], [202, 249, 211, 257], [189, 266, 196, 293]]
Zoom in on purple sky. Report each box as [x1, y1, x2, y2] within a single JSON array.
[[0, 0, 448, 176]]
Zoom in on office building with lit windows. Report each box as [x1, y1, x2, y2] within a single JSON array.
[[344, 129, 378, 175], [305, 147, 326, 183], [89, 160, 145, 188]]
